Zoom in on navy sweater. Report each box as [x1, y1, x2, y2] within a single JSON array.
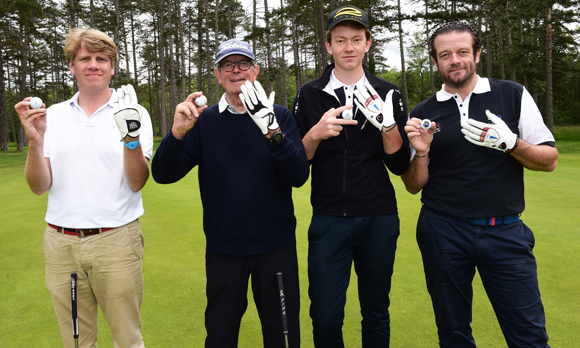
[[151, 103, 309, 255]]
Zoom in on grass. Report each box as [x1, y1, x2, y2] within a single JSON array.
[[1, 127, 579, 347]]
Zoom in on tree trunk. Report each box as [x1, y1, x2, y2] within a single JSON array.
[[545, 6, 554, 131], [168, 0, 178, 119], [0, 44, 8, 150], [178, 2, 186, 101], [279, 0, 288, 108], [426, 0, 435, 95], [317, 5, 328, 72], [158, 0, 168, 136], [130, 2, 138, 85], [497, 10, 505, 80], [505, 3, 516, 82], [215, 0, 220, 99], [123, 17, 131, 80], [114, 0, 120, 83], [291, 11, 301, 92], [18, 23, 30, 151], [89, 0, 94, 27], [252, 0, 257, 54], [485, 4, 492, 78], [397, 0, 409, 113], [204, 0, 213, 104], [265, 0, 273, 93]]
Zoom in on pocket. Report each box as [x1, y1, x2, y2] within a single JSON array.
[[125, 221, 145, 260]]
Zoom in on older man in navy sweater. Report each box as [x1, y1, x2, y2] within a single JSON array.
[[152, 39, 309, 348]]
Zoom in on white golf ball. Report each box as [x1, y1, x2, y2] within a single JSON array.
[[30, 97, 43, 109], [421, 119, 432, 130], [342, 109, 353, 120], [195, 95, 207, 107]]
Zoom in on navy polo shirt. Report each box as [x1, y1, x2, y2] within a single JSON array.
[[410, 77, 555, 219]]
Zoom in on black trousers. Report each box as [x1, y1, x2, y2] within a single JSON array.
[[205, 248, 301, 348]]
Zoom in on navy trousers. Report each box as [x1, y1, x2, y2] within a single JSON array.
[[417, 207, 550, 348], [308, 214, 400, 348], [204, 248, 300, 348]]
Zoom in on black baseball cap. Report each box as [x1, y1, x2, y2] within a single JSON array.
[[327, 5, 369, 31]]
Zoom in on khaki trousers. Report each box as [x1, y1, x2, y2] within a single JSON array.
[[43, 220, 145, 348]]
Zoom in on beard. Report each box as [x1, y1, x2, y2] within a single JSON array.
[[440, 62, 477, 90]]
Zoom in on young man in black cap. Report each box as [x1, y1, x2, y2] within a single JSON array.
[[293, 5, 410, 347]]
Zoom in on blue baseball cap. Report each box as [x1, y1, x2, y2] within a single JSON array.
[[215, 39, 255, 64], [327, 5, 369, 30]]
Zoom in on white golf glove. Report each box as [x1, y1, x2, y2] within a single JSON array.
[[461, 109, 519, 152], [353, 82, 396, 132], [112, 84, 141, 138], [239, 80, 279, 135]]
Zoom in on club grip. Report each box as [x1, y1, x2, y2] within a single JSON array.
[[276, 272, 289, 347], [71, 273, 79, 338]]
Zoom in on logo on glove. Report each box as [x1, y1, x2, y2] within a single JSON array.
[[127, 120, 141, 131]]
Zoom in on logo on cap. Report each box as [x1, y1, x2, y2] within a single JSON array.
[[335, 7, 362, 18]]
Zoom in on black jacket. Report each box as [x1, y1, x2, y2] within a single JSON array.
[[293, 64, 410, 216]]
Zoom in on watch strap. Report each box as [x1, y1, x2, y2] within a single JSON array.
[[123, 139, 140, 149]]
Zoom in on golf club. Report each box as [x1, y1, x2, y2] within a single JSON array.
[[276, 272, 289, 348], [71, 273, 79, 348]]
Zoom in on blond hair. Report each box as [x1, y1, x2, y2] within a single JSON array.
[[63, 28, 118, 67]]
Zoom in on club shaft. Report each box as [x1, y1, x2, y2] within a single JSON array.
[[276, 272, 289, 348], [71, 274, 79, 340]]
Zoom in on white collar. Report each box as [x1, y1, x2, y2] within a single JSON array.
[[436, 76, 491, 102], [218, 93, 247, 114]]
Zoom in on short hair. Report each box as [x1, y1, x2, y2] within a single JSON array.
[[63, 28, 118, 67], [326, 21, 372, 44], [429, 21, 482, 62]]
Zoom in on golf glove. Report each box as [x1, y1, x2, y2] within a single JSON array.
[[112, 84, 141, 139], [353, 82, 396, 132], [240, 80, 279, 135], [461, 109, 519, 153]]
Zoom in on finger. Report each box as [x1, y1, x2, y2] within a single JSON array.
[[239, 92, 249, 109], [127, 84, 138, 105], [327, 105, 352, 117], [182, 92, 201, 104], [461, 128, 482, 142], [111, 90, 120, 111], [364, 81, 380, 98], [254, 80, 267, 100], [353, 90, 366, 106], [356, 86, 371, 102], [464, 135, 482, 146], [121, 85, 130, 103], [245, 81, 258, 106], [116, 88, 125, 108], [177, 103, 194, 120], [465, 118, 488, 130], [268, 91, 275, 105]]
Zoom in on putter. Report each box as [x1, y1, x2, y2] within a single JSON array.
[[276, 272, 289, 348], [71, 273, 79, 348]]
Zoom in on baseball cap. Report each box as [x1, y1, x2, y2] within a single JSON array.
[[327, 5, 369, 31], [215, 39, 255, 64]]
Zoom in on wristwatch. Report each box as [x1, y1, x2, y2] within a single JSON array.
[[266, 131, 284, 144]]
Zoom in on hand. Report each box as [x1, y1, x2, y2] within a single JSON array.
[[312, 105, 357, 140], [14, 97, 47, 143], [461, 110, 518, 152], [404, 117, 434, 155], [353, 82, 396, 132], [172, 92, 207, 140], [239, 80, 279, 135], [112, 84, 141, 139]]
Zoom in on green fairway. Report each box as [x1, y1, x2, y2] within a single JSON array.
[[1, 140, 579, 347]]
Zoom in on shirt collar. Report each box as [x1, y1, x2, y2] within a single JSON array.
[[218, 93, 248, 114], [328, 69, 366, 90], [436, 75, 490, 102]]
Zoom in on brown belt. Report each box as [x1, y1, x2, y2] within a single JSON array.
[[48, 223, 115, 238]]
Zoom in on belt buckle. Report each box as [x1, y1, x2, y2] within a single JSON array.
[[77, 229, 86, 238]]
